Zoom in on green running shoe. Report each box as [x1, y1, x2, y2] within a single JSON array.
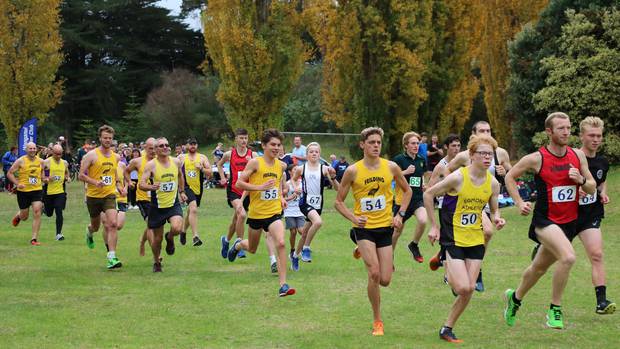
[[107, 257, 122, 270], [85, 229, 95, 249], [546, 306, 564, 329], [504, 289, 520, 326]]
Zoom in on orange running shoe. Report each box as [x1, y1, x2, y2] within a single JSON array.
[[30, 239, 41, 246], [429, 251, 443, 271], [12, 215, 20, 227], [372, 321, 384, 336], [353, 246, 361, 259]]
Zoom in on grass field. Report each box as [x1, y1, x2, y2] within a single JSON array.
[[1, 169, 619, 348]]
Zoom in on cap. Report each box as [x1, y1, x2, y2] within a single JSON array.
[[186, 137, 197, 144]]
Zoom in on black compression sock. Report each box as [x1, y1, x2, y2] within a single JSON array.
[[595, 285, 607, 304], [512, 292, 521, 306]]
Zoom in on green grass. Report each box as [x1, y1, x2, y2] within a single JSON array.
[[1, 169, 619, 348]]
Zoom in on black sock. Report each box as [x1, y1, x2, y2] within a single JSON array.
[[512, 292, 521, 306], [595, 285, 607, 304], [550, 303, 561, 309], [105, 243, 109, 252], [55, 207, 63, 235]]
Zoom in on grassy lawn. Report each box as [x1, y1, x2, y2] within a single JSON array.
[[0, 168, 618, 348]]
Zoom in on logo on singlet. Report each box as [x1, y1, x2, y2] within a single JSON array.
[[597, 170, 603, 179], [367, 184, 380, 196]]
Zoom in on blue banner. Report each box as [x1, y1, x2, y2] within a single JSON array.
[[18, 118, 37, 157]]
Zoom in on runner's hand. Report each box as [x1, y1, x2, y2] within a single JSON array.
[[260, 179, 276, 190], [518, 201, 531, 216], [568, 164, 583, 184], [220, 178, 227, 186], [151, 182, 160, 191], [95, 180, 105, 188], [405, 165, 415, 175], [180, 192, 187, 203], [280, 197, 288, 210], [494, 217, 506, 230], [496, 165, 506, 176], [601, 193, 610, 204], [17, 184, 25, 190], [392, 215, 403, 230], [428, 226, 439, 245], [353, 215, 368, 228], [119, 187, 127, 197]]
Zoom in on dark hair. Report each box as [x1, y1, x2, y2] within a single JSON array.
[[443, 134, 461, 147], [10, 146, 17, 151], [132, 149, 141, 158], [261, 128, 284, 144], [235, 128, 248, 136], [420, 132, 428, 137], [471, 121, 490, 134]]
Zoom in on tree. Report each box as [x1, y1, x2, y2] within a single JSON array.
[[0, 0, 63, 144], [202, 0, 306, 139], [534, 9, 620, 130], [309, 0, 433, 156]]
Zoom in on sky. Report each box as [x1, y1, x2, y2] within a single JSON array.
[[157, 0, 202, 31]]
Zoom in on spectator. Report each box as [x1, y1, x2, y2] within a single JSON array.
[[418, 132, 428, 162], [2, 146, 18, 191], [76, 139, 90, 166], [291, 136, 307, 165], [334, 155, 349, 182], [213, 142, 224, 164], [128, 148, 141, 208], [427, 133, 443, 173], [329, 154, 338, 168], [279, 148, 295, 180], [175, 144, 183, 156]]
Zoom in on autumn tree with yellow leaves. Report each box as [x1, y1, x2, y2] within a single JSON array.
[[202, 0, 306, 138], [0, 0, 63, 144]]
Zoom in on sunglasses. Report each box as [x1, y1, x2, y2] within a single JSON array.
[[158, 144, 170, 148]]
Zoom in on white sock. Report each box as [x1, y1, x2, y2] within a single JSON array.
[[107, 251, 116, 259], [293, 252, 299, 258], [270, 255, 277, 264], [303, 245, 310, 250], [223, 237, 229, 243]]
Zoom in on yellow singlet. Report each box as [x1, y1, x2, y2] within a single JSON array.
[[248, 157, 283, 219], [46, 158, 66, 195], [116, 166, 127, 204], [136, 156, 150, 202], [352, 158, 394, 229], [152, 157, 178, 209], [18, 156, 43, 192], [184, 153, 203, 194], [86, 148, 117, 198], [441, 167, 492, 247]]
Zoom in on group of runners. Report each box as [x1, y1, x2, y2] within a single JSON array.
[[5, 112, 615, 342]]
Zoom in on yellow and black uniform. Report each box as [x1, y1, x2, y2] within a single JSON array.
[[247, 157, 284, 231], [85, 148, 118, 218], [439, 167, 492, 260], [136, 156, 151, 220], [116, 166, 128, 212], [392, 152, 426, 221], [351, 158, 394, 248], [182, 153, 204, 207], [43, 158, 67, 216], [148, 157, 182, 229], [16, 155, 43, 209]]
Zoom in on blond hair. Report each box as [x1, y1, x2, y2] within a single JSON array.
[[98, 124, 115, 137], [544, 112, 570, 129], [307, 141, 321, 152], [579, 116, 604, 134], [402, 131, 420, 146], [467, 135, 498, 155], [360, 127, 384, 142]]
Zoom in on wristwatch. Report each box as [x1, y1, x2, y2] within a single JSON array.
[[398, 211, 406, 218]]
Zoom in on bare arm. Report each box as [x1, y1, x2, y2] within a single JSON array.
[[125, 158, 139, 188], [216, 151, 231, 185], [139, 161, 157, 191], [63, 160, 70, 182], [176, 158, 188, 202], [334, 165, 363, 226], [78, 151, 100, 186], [7, 158, 22, 186], [423, 171, 463, 231], [505, 153, 541, 216], [236, 159, 270, 192], [391, 161, 411, 230], [574, 149, 596, 195], [201, 154, 212, 177], [291, 166, 303, 194], [324, 165, 339, 191], [42, 158, 51, 183], [116, 161, 127, 196], [427, 162, 445, 187], [446, 151, 469, 173], [489, 178, 506, 230]]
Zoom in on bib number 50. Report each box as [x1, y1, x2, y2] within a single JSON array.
[[460, 213, 478, 226]]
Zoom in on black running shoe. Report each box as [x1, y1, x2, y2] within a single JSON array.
[[475, 270, 485, 292], [271, 261, 278, 273], [153, 262, 162, 273], [596, 299, 616, 314], [179, 232, 187, 245], [165, 232, 175, 255], [439, 326, 463, 343], [408, 241, 424, 263], [192, 236, 203, 246]]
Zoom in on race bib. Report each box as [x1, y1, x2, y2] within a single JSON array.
[[551, 185, 576, 203], [360, 195, 386, 212], [52, 175, 62, 182], [307, 195, 322, 209], [460, 213, 478, 226], [579, 189, 597, 206], [409, 176, 422, 187], [28, 177, 38, 185], [160, 181, 176, 193], [187, 170, 197, 178], [261, 188, 279, 201], [101, 175, 113, 186]]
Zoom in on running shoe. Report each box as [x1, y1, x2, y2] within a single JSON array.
[[107, 257, 122, 269], [353, 246, 361, 259], [475, 270, 485, 292], [85, 229, 95, 249], [596, 300, 616, 315], [429, 251, 442, 271], [165, 232, 175, 255], [531, 244, 540, 261], [55, 233, 65, 241], [192, 236, 203, 246], [408, 241, 424, 263], [291, 254, 300, 271], [301, 247, 312, 262], [30, 239, 41, 246], [227, 238, 241, 262], [11, 215, 20, 227], [179, 232, 187, 245], [546, 306, 564, 329], [238, 249, 246, 258], [439, 326, 463, 343], [503, 289, 520, 327], [153, 262, 162, 273], [278, 283, 296, 297], [220, 236, 229, 258], [271, 261, 278, 273], [372, 321, 384, 336]]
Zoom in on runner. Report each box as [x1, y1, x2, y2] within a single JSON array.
[[423, 135, 505, 343], [79, 125, 124, 269], [290, 142, 339, 270], [391, 132, 427, 263], [334, 127, 411, 336], [8, 142, 44, 245], [218, 128, 255, 259], [139, 137, 187, 272], [575, 117, 615, 314], [178, 137, 211, 247], [283, 164, 304, 265], [446, 121, 511, 291], [125, 138, 157, 256], [226, 128, 295, 297], [101, 146, 129, 251], [503, 112, 596, 329], [42, 144, 70, 241]]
